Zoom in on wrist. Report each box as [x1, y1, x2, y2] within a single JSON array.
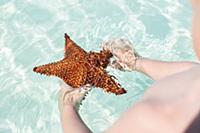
[[135, 57, 144, 72], [62, 104, 77, 114], [61, 105, 79, 123]]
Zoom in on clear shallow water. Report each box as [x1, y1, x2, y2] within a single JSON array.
[[0, 0, 196, 132]]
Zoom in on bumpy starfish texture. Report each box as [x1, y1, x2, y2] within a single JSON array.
[[33, 33, 127, 95]]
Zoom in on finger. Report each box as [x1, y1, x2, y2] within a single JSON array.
[[59, 80, 74, 92], [58, 88, 67, 114], [71, 89, 88, 103], [82, 84, 92, 91], [80, 87, 91, 97], [109, 60, 124, 71]]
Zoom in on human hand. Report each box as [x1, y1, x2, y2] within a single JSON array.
[[101, 39, 141, 71], [58, 81, 91, 114]]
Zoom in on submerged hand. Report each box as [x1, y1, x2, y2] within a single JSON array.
[[101, 39, 141, 71], [58, 81, 91, 114]]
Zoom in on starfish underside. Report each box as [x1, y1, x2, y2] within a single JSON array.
[[33, 33, 127, 95]]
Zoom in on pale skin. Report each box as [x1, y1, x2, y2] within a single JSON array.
[[59, 1, 200, 133]]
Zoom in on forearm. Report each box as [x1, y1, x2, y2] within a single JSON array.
[[61, 105, 91, 133], [106, 66, 200, 133], [136, 58, 199, 80], [104, 103, 176, 133]]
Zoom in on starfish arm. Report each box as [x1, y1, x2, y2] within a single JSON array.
[[64, 33, 87, 59], [33, 59, 87, 88], [99, 74, 127, 95], [87, 50, 113, 68], [33, 60, 63, 76], [87, 67, 126, 95]]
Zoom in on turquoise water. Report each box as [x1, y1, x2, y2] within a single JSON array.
[[0, 0, 196, 132]]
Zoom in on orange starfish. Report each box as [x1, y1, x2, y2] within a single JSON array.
[[33, 33, 126, 95]]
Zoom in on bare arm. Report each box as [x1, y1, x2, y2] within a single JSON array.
[[102, 40, 199, 81], [104, 103, 177, 133], [136, 58, 199, 80], [58, 82, 92, 133], [105, 66, 200, 133], [61, 106, 91, 133]]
